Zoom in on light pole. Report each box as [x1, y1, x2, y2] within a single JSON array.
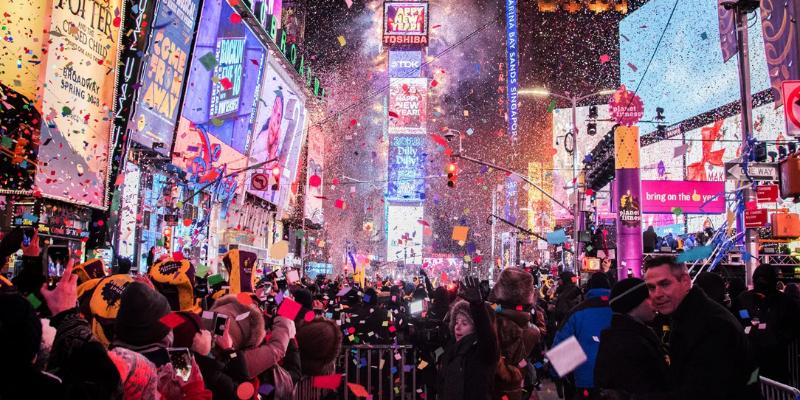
[[519, 88, 614, 273]]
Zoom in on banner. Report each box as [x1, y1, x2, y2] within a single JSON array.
[[388, 50, 423, 78], [386, 204, 424, 264], [35, 0, 124, 208], [614, 126, 642, 278], [388, 78, 427, 134], [304, 124, 324, 226], [760, 0, 800, 107], [0, 0, 48, 193], [506, 0, 519, 138], [246, 60, 308, 212], [128, 0, 201, 155], [641, 180, 725, 214], [383, 2, 429, 46], [387, 134, 426, 202]]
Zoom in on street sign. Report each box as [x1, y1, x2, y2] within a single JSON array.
[[782, 80, 800, 137], [251, 173, 269, 191], [744, 209, 768, 228], [756, 184, 779, 203], [724, 161, 779, 181]]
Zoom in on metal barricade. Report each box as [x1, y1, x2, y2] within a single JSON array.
[[760, 377, 800, 400], [340, 345, 422, 400], [789, 339, 800, 389]]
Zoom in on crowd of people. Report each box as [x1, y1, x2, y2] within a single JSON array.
[[1, 228, 800, 400]]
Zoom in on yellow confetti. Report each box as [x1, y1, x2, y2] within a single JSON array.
[[337, 35, 346, 47]]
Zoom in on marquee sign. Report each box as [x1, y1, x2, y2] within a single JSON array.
[[383, 2, 429, 46]]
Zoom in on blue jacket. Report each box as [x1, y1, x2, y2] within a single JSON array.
[[552, 288, 612, 388]]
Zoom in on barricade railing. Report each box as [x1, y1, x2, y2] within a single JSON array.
[[760, 376, 800, 400], [789, 339, 800, 389], [339, 345, 422, 400]]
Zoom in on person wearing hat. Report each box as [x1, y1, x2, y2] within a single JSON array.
[[594, 278, 668, 395], [552, 271, 582, 326], [552, 272, 612, 399]]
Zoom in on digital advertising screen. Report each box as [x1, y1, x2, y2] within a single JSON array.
[[304, 124, 324, 226], [173, 0, 267, 205], [386, 204, 424, 264], [640, 180, 725, 214], [128, 0, 201, 155], [0, 0, 48, 193], [383, 2, 429, 46], [35, 0, 124, 208], [387, 134, 426, 202], [620, 0, 771, 123], [388, 78, 428, 134], [246, 60, 308, 210], [388, 50, 423, 78]]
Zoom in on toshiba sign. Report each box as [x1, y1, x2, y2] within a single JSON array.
[[383, 2, 429, 48]]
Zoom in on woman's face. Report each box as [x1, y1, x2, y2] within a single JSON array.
[[453, 314, 474, 342], [267, 99, 283, 145]]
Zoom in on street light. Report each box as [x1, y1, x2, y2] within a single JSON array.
[[520, 87, 614, 273]]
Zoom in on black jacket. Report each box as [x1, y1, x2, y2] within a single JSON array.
[[639, 287, 761, 400], [595, 313, 669, 394], [643, 230, 657, 253], [438, 302, 498, 400]]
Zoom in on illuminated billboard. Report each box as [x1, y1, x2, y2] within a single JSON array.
[[387, 134, 426, 202], [304, 124, 324, 226], [620, 0, 770, 123], [388, 50, 423, 78], [383, 2, 429, 46], [388, 78, 428, 134], [35, 0, 124, 208], [386, 204, 424, 265], [247, 59, 308, 212], [173, 0, 267, 206], [128, 0, 201, 155]]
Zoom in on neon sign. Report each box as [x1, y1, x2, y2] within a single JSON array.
[[383, 2, 429, 46]]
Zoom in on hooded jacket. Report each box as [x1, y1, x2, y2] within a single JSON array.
[[552, 288, 612, 388]]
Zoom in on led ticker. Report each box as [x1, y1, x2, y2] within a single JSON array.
[[383, 2, 429, 46]]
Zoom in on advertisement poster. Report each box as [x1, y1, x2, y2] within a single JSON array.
[[506, 0, 519, 138], [0, 0, 48, 193], [641, 180, 725, 214], [304, 124, 324, 226], [383, 2, 429, 45], [388, 78, 427, 134], [386, 204, 424, 264], [173, 0, 267, 205], [614, 126, 643, 277], [388, 50, 422, 78], [247, 61, 308, 211], [128, 0, 200, 155], [35, 0, 123, 208], [387, 134, 426, 202]]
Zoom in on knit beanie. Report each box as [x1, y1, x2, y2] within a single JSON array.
[[488, 267, 535, 306], [609, 278, 649, 314], [587, 272, 611, 290], [210, 295, 266, 350], [448, 300, 474, 335], [296, 317, 343, 376], [149, 258, 199, 313], [115, 282, 171, 347]]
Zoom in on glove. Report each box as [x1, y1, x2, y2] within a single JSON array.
[[459, 276, 483, 305]]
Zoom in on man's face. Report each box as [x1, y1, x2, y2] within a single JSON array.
[[645, 264, 691, 315]]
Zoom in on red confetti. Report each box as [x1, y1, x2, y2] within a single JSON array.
[[347, 383, 370, 398], [350, 119, 357, 126], [277, 298, 302, 320], [388, 111, 400, 118], [237, 292, 254, 306], [335, 199, 345, 209], [112, 16, 121, 27], [430, 80, 438, 87], [159, 312, 186, 329], [312, 374, 342, 390], [172, 251, 185, 261], [228, 0, 239, 5], [183, 218, 193, 227], [219, 78, 233, 90], [229, 13, 242, 23], [309, 175, 322, 187]]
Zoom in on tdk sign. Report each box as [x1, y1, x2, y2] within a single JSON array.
[[388, 51, 422, 78]]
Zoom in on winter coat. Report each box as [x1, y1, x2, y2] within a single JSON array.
[[493, 307, 541, 400], [736, 288, 800, 383], [594, 313, 669, 394], [439, 302, 499, 400], [643, 229, 657, 253], [194, 352, 250, 400], [639, 287, 761, 400], [553, 283, 582, 326], [0, 365, 64, 399], [552, 288, 612, 388]]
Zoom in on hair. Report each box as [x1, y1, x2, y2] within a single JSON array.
[[643, 256, 688, 278]]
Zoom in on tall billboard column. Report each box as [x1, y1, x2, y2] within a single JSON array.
[[614, 126, 643, 279]]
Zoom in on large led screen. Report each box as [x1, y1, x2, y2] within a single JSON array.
[[620, 0, 771, 124], [35, 0, 124, 208], [0, 0, 48, 193], [387, 134, 426, 202], [128, 0, 201, 155], [388, 78, 428, 134], [246, 60, 308, 211], [386, 204, 424, 265], [383, 2, 429, 45], [173, 0, 267, 204]]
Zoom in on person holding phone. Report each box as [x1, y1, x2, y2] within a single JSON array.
[[438, 276, 499, 400]]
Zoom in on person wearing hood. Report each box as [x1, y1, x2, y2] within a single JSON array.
[[487, 267, 541, 400], [594, 278, 669, 395], [736, 264, 800, 384], [438, 276, 499, 400], [552, 272, 612, 399], [552, 271, 582, 327]]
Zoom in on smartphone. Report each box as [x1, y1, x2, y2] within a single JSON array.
[[167, 347, 192, 382], [46, 246, 69, 277], [409, 299, 424, 316], [286, 269, 299, 284], [213, 314, 228, 336]]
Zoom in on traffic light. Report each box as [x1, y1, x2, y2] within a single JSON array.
[[587, 122, 597, 136], [588, 105, 598, 120], [271, 165, 281, 190], [752, 142, 767, 162], [446, 162, 457, 187]]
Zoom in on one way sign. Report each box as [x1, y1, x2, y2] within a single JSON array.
[[725, 161, 779, 181]]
